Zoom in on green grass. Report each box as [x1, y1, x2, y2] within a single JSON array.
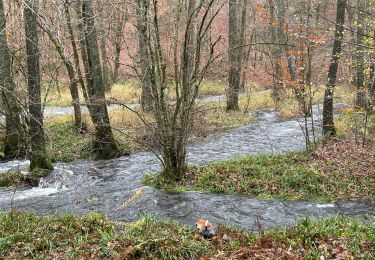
[[45, 119, 130, 163], [0, 212, 117, 259], [42, 80, 232, 107], [0, 170, 49, 189], [143, 149, 375, 202], [336, 108, 375, 141], [0, 212, 373, 259], [45, 121, 95, 162]]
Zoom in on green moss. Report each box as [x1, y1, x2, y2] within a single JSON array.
[[0, 213, 373, 259], [46, 121, 94, 162], [143, 151, 374, 202], [93, 141, 122, 160], [0, 170, 45, 188], [30, 155, 54, 172]]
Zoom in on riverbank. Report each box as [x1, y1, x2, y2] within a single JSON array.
[[143, 138, 375, 202], [0, 212, 373, 259]]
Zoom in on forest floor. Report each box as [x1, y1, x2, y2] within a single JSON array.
[[0, 212, 373, 259], [42, 80, 230, 107]]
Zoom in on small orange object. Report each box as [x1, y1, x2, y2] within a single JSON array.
[[196, 219, 215, 239]]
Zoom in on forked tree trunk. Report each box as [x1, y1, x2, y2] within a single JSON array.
[[0, 0, 26, 158], [322, 0, 346, 137], [24, 0, 52, 171], [143, 0, 220, 180], [81, 0, 120, 159]]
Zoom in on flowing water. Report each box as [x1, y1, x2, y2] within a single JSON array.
[[0, 104, 373, 231]]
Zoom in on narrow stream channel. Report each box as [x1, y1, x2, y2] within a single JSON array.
[[0, 104, 373, 231]]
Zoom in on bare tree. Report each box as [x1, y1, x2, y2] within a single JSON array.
[[267, 0, 284, 104], [322, 0, 347, 137], [111, 7, 127, 82], [79, 0, 121, 159], [355, 0, 366, 108], [37, 8, 84, 131], [0, 0, 26, 158], [139, 0, 222, 179], [136, 0, 153, 111], [24, 0, 52, 171], [64, 1, 90, 108]]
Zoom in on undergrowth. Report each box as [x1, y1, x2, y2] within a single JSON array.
[[0, 213, 373, 259]]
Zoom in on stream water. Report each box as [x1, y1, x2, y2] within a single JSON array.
[[0, 103, 373, 231]]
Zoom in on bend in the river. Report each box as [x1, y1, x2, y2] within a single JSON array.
[[0, 103, 373, 231]]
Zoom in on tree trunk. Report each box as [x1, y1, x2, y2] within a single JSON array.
[[112, 13, 125, 82], [227, 0, 242, 110], [64, 2, 90, 109], [81, 0, 120, 159], [238, 0, 248, 88], [355, 0, 366, 108], [96, 0, 111, 92], [24, 0, 52, 171], [322, 0, 346, 137], [268, 0, 284, 104], [370, 30, 375, 105], [0, 0, 26, 159], [136, 0, 153, 111]]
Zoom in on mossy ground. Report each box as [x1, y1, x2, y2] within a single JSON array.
[[143, 138, 375, 202], [0, 212, 373, 259]]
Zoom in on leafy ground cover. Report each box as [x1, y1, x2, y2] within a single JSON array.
[[143, 138, 375, 202], [0, 212, 373, 259]]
